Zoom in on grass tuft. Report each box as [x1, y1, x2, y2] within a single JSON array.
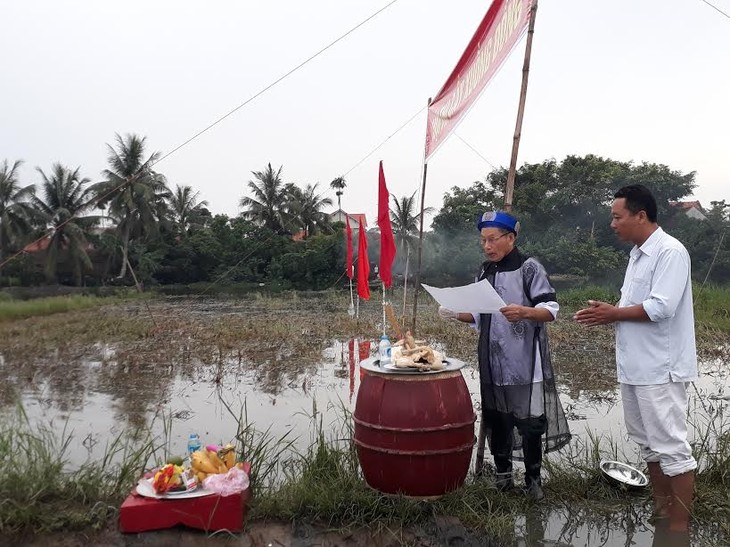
[[0, 294, 136, 322], [0, 406, 162, 534]]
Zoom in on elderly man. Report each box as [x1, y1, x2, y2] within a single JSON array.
[[575, 185, 697, 533], [439, 211, 571, 500]]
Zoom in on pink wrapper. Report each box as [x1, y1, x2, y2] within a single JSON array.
[[202, 466, 250, 496]]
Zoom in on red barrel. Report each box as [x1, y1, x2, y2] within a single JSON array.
[[353, 369, 476, 498]]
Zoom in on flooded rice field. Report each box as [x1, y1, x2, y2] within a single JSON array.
[[1, 295, 728, 546]]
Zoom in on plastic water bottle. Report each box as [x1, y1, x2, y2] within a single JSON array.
[[378, 334, 391, 365], [187, 433, 202, 456]]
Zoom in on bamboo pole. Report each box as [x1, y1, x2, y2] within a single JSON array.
[[504, 1, 538, 213], [476, 0, 539, 476], [402, 246, 410, 317], [382, 282, 386, 336], [348, 275, 355, 316], [410, 98, 432, 335]]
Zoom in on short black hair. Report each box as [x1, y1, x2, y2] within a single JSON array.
[[614, 184, 658, 223]]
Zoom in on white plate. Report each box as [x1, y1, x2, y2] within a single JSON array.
[[383, 363, 420, 372], [382, 362, 448, 374], [360, 357, 467, 375], [164, 483, 198, 495], [136, 477, 214, 499]]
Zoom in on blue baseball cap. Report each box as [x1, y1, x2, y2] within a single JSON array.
[[476, 211, 520, 235]]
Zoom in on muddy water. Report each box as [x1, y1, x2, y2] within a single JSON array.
[[0, 298, 727, 547]]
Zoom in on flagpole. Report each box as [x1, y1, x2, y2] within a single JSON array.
[[382, 283, 386, 336], [476, 0, 539, 478], [504, 0, 538, 213], [348, 276, 355, 316], [410, 97, 432, 335]]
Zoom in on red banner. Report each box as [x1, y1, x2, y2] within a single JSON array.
[[345, 214, 353, 279], [356, 219, 370, 300], [425, 0, 533, 159], [377, 161, 396, 288]]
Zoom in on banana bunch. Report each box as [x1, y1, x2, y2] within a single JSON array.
[[190, 443, 238, 483]]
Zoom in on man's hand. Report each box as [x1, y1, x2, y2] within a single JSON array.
[[499, 304, 529, 323], [573, 300, 618, 326], [438, 306, 458, 320]]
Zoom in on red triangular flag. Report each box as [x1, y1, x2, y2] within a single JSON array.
[[357, 218, 370, 300], [345, 214, 353, 279], [377, 161, 397, 288]]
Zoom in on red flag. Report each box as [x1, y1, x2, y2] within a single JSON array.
[[358, 339, 370, 382], [345, 214, 353, 279], [357, 219, 370, 300], [377, 161, 396, 288]]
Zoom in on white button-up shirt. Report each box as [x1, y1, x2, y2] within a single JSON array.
[[616, 227, 698, 385]]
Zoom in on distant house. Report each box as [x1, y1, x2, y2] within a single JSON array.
[[670, 201, 707, 221], [22, 227, 106, 254], [22, 236, 52, 253], [329, 209, 367, 230]]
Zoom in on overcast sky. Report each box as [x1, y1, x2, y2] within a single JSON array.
[[2, 0, 728, 228]]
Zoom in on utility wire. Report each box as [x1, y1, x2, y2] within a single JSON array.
[[195, 99, 424, 298], [698, 0, 730, 20], [155, 0, 401, 167], [453, 132, 498, 170], [0, 0, 400, 272], [342, 105, 427, 178]]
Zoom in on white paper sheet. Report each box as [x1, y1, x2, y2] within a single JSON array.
[[422, 279, 505, 314]]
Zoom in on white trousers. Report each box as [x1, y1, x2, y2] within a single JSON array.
[[621, 382, 697, 477]]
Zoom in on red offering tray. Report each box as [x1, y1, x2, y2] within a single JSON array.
[[119, 463, 251, 533]]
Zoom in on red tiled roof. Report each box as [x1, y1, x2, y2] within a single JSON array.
[[347, 213, 367, 228], [22, 237, 51, 252], [22, 235, 95, 253], [670, 201, 703, 211]]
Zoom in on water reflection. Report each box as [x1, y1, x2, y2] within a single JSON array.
[[1, 333, 728, 467], [515, 507, 696, 547], [0, 303, 727, 546]]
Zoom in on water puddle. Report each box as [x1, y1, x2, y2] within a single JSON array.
[[0, 298, 727, 546]]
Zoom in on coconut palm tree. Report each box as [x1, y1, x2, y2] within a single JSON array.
[[287, 183, 333, 237], [391, 192, 433, 314], [92, 133, 170, 279], [0, 159, 35, 279], [31, 163, 98, 285], [169, 185, 208, 236], [240, 163, 289, 234], [330, 176, 347, 210]]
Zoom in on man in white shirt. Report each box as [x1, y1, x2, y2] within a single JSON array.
[[574, 185, 697, 534]]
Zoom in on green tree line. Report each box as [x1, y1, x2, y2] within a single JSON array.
[[1, 136, 728, 290]]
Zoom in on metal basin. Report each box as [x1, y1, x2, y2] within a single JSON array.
[[599, 460, 648, 488]]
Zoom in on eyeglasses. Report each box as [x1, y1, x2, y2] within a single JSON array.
[[480, 233, 510, 246]]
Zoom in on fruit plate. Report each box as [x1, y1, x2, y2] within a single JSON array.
[[136, 477, 214, 500]]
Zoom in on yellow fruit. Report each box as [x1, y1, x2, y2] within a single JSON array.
[[191, 450, 218, 474], [207, 450, 227, 474], [223, 448, 236, 470]]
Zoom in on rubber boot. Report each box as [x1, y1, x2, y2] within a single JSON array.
[[493, 449, 514, 492], [489, 413, 514, 492], [647, 461, 672, 520], [667, 471, 695, 533], [522, 431, 544, 501]]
